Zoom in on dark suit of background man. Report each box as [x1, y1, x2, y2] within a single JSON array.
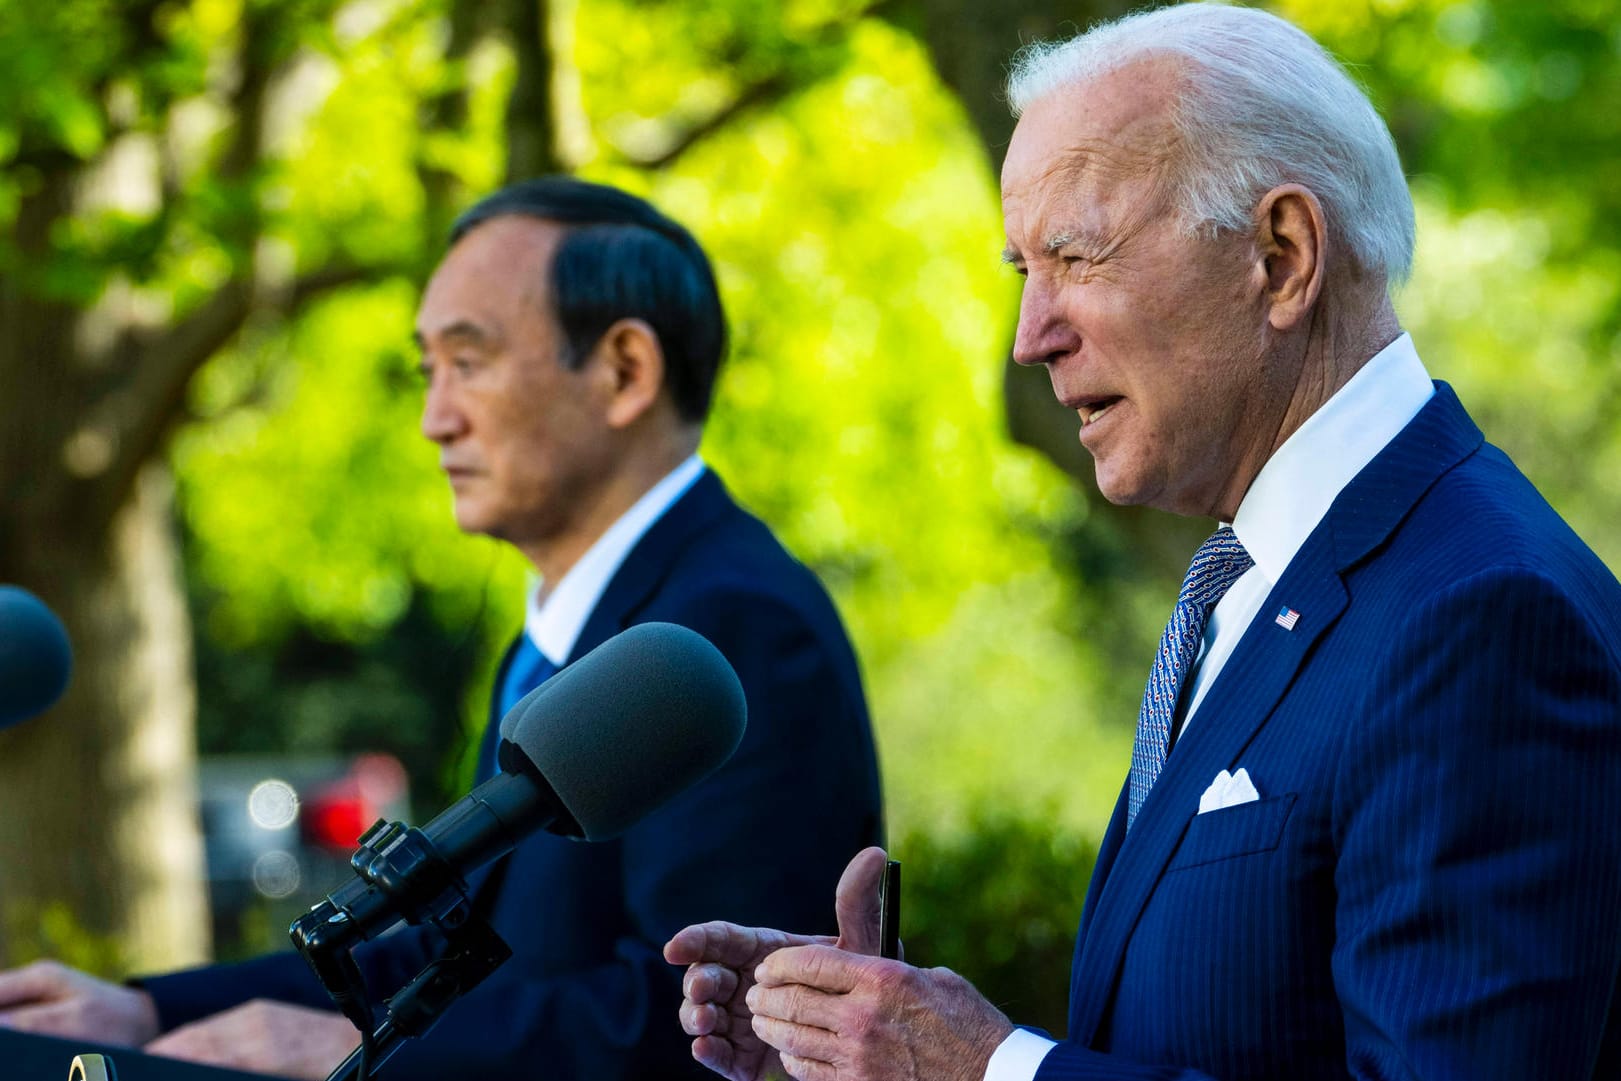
[[0, 178, 883, 1080], [666, 4, 1621, 1080]]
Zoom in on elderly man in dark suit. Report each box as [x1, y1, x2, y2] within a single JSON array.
[[666, 5, 1621, 1081], [0, 178, 883, 1080]]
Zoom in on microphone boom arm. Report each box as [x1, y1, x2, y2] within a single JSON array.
[[285, 622, 748, 1079], [291, 771, 546, 1081]]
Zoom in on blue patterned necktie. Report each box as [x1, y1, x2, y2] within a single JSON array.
[[1127, 527, 1253, 829]]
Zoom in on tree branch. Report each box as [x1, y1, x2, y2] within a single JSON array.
[[604, 0, 903, 173], [620, 71, 796, 171], [105, 262, 375, 499], [500, 0, 561, 180], [72, 1, 297, 532]]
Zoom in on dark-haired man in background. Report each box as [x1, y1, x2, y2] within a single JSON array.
[[0, 178, 883, 1080]]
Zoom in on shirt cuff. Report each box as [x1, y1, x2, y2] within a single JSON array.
[[983, 1027, 1058, 1081]]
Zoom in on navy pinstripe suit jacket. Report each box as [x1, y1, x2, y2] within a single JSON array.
[[1037, 384, 1621, 1080]]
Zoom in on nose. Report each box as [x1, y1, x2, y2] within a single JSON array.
[[420, 372, 466, 444], [1012, 278, 1081, 367]]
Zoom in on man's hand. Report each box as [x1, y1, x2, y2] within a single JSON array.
[[665, 846, 890, 1080], [748, 947, 1014, 1081], [144, 999, 358, 1081], [0, 960, 160, 1045]]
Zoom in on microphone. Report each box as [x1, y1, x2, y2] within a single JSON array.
[[497, 618, 749, 841], [0, 586, 73, 730], [298, 621, 747, 946]]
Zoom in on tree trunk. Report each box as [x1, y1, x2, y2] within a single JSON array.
[[0, 464, 209, 972], [896, 0, 1211, 588]]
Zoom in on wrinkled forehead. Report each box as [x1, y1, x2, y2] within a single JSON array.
[[1001, 59, 1184, 217]]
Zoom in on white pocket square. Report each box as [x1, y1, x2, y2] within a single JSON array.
[[1198, 767, 1260, 814]]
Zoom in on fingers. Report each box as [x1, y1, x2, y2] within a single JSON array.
[[145, 1000, 355, 1080], [780, 1051, 838, 1081], [0, 997, 147, 1046], [0, 1002, 77, 1036], [664, 920, 834, 968], [832, 846, 889, 955], [145, 1019, 230, 1063], [683, 962, 739, 1007], [689, 1033, 736, 1076], [748, 980, 845, 1032], [665, 921, 781, 969], [679, 959, 745, 1041], [678, 996, 723, 1038], [667, 855, 889, 1081], [756, 944, 876, 995], [751, 1011, 842, 1069], [745, 959, 1015, 1081], [0, 960, 70, 1009], [0, 963, 157, 1045]]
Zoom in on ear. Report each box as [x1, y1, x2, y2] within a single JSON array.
[[589, 318, 667, 429], [1254, 184, 1327, 331]]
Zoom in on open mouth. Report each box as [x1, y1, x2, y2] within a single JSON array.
[[1076, 396, 1122, 427]]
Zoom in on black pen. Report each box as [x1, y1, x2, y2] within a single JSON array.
[[878, 859, 901, 960]]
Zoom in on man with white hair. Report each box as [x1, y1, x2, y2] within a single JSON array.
[[664, 4, 1621, 1079]]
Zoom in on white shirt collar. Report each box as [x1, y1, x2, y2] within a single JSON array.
[[1231, 333, 1434, 584], [524, 454, 706, 665]]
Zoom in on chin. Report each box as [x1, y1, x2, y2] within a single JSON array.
[[1091, 465, 1145, 508], [451, 505, 495, 537]]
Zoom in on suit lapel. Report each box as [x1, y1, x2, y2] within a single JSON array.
[[468, 473, 734, 907], [1067, 384, 1484, 1045], [568, 469, 735, 662]]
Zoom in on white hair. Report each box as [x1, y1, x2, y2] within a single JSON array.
[[1007, 2, 1415, 286]]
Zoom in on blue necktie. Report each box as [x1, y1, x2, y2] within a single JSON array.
[[498, 635, 558, 717], [480, 636, 559, 782], [1127, 527, 1253, 829]]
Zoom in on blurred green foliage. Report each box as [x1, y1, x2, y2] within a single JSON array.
[[8, 0, 1616, 1006], [900, 812, 1098, 1038], [3, 903, 126, 976], [1282, 0, 1621, 569]]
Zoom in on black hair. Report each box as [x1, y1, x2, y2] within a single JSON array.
[[449, 177, 728, 423]]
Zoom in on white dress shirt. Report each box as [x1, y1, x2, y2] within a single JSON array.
[[984, 334, 1434, 1081], [522, 454, 706, 665]]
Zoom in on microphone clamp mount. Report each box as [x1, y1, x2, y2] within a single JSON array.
[[292, 798, 518, 1081]]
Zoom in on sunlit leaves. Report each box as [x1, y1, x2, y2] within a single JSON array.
[[161, 0, 1621, 844], [173, 2, 1122, 834], [1400, 189, 1621, 568]]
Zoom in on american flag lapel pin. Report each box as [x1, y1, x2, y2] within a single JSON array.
[[1274, 606, 1301, 631]]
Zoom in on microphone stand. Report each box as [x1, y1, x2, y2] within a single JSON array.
[[318, 916, 510, 1081], [291, 815, 515, 1081]]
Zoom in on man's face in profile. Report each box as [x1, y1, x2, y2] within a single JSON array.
[[1001, 59, 1283, 522], [416, 216, 615, 552]]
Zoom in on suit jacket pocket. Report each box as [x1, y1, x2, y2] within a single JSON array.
[[1169, 792, 1298, 871]]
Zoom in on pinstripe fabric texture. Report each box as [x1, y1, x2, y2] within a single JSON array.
[[1034, 385, 1621, 1081], [1128, 528, 1253, 829]]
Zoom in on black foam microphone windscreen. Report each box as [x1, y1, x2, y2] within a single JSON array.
[[498, 621, 747, 841], [0, 586, 73, 730]]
